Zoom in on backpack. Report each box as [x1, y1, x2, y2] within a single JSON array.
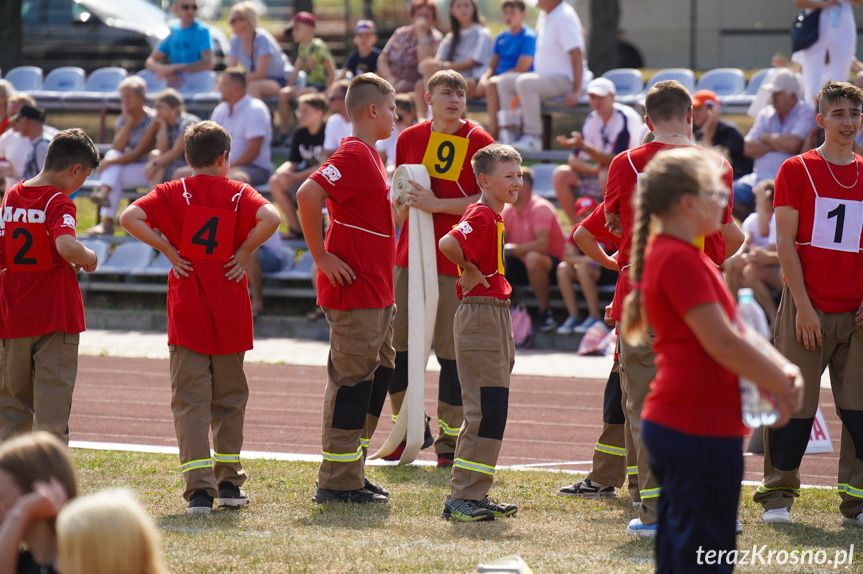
[[510, 303, 534, 349]]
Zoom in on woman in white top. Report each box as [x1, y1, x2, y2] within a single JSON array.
[[416, 0, 492, 113], [227, 1, 291, 98], [795, 0, 861, 104]]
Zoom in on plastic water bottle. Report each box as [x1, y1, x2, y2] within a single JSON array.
[[737, 288, 780, 428], [830, 4, 841, 28]]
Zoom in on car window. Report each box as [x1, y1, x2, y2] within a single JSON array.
[[77, 0, 167, 26], [21, 0, 42, 24], [45, 0, 73, 24]]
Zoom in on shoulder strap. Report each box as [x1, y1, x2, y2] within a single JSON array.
[[800, 156, 820, 199]]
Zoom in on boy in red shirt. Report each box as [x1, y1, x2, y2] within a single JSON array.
[[437, 143, 520, 522], [389, 70, 495, 466], [296, 73, 398, 504], [120, 121, 281, 514], [0, 128, 100, 442]]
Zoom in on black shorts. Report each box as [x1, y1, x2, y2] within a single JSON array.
[[505, 254, 560, 286]]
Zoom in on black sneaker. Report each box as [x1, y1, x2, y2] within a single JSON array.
[[537, 310, 558, 332], [312, 487, 387, 504], [477, 497, 518, 518], [437, 453, 455, 468], [423, 415, 434, 450], [557, 479, 616, 499], [217, 481, 250, 508], [441, 496, 494, 522], [364, 478, 389, 498], [186, 489, 214, 515]]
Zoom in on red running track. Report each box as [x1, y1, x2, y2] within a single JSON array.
[[71, 355, 843, 485]]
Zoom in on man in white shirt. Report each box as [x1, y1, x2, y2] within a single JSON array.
[[209, 68, 273, 185], [552, 77, 643, 225], [320, 80, 352, 163], [0, 96, 37, 192], [495, 0, 585, 151]]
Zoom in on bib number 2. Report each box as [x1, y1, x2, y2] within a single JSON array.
[[5, 222, 52, 271]]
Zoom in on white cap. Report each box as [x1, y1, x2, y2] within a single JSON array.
[[586, 77, 616, 97]]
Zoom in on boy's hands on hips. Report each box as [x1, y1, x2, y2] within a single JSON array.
[[225, 247, 253, 282], [167, 245, 194, 279], [317, 252, 355, 287], [457, 262, 489, 296]]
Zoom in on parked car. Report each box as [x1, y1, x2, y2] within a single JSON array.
[[21, 0, 226, 74]]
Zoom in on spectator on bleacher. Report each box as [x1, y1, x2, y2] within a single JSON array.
[[275, 12, 336, 146], [144, 0, 213, 89], [336, 20, 381, 81], [552, 78, 643, 226], [377, 0, 443, 94], [737, 69, 815, 219], [556, 197, 616, 335], [796, 0, 859, 105], [56, 488, 167, 574], [476, 0, 535, 140], [13, 104, 51, 181], [320, 80, 352, 163], [502, 167, 566, 331], [415, 0, 492, 116], [377, 93, 418, 175], [692, 89, 752, 180], [0, 94, 36, 192], [497, 0, 586, 151], [0, 80, 15, 135], [143, 89, 201, 191], [269, 92, 327, 239], [86, 76, 156, 236], [247, 232, 291, 317], [227, 1, 292, 99], [207, 68, 273, 186]]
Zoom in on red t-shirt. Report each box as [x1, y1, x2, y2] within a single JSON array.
[[605, 143, 734, 321], [0, 183, 85, 338], [394, 120, 495, 276], [502, 194, 566, 261], [774, 150, 863, 313], [572, 201, 619, 251], [310, 137, 395, 311], [447, 202, 511, 300], [641, 234, 746, 437], [133, 175, 268, 355]]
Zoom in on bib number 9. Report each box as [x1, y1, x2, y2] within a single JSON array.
[[421, 132, 469, 182]]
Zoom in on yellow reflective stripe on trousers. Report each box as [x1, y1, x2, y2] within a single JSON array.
[[213, 452, 240, 463], [839, 483, 863, 498], [453, 458, 495, 475], [756, 483, 801, 495], [438, 419, 460, 436], [640, 487, 661, 499], [391, 414, 398, 423], [595, 442, 626, 456], [627, 465, 638, 475], [322, 445, 364, 462], [181, 458, 213, 473], [359, 437, 370, 447]]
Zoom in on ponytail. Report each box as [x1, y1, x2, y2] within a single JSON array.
[[621, 189, 652, 346]]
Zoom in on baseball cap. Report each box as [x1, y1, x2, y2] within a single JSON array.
[[586, 78, 616, 98], [692, 89, 718, 108], [10, 104, 46, 123], [761, 69, 801, 95], [355, 20, 376, 34], [289, 11, 316, 28], [575, 196, 599, 219]]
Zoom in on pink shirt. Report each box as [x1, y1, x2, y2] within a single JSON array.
[[501, 194, 565, 261]]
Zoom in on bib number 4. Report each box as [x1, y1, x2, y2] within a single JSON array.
[[180, 206, 237, 262]]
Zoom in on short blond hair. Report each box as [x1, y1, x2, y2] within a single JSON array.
[[118, 76, 147, 98], [230, 1, 258, 28], [57, 489, 166, 574], [427, 70, 467, 95], [345, 73, 395, 121], [471, 143, 522, 179]]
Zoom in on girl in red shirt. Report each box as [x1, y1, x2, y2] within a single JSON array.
[[621, 147, 803, 573]]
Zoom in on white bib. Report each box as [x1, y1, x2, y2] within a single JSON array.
[[800, 159, 863, 254]]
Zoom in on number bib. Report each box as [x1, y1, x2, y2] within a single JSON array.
[[422, 132, 469, 182], [5, 222, 52, 271], [811, 195, 863, 253], [179, 205, 237, 262]]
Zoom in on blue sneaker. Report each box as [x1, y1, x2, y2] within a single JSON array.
[[574, 316, 601, 334], [556, 316, 582, 335], [627, 518, 658, 538]]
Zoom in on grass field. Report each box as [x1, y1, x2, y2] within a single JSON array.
[[71, 449, 862, 573]]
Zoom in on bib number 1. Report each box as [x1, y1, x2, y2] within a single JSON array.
[[811, 195, 863, 253]]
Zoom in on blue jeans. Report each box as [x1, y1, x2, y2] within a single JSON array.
[[642, 420, 743, 574], [732, 174, 757, 213]]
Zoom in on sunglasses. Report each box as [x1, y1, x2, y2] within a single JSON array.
[[179, 4, 198, 10], [229, 17, 244, 23]]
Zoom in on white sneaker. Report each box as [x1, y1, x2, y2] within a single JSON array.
[[512, 134, 541, 151], [762, 507, 791, 523], [626, 517, 658, 538], [842, 511, 863, 526], [498, 127, 516, 145]]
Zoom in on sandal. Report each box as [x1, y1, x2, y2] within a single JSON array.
[[307, 307, 324, 321], [88, 189, 111, 208], [281, 230, 304, 241]]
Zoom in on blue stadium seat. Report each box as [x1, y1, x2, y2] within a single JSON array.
[[268, 249, 313, 280], [133, 252, 173, 277], [90, 242, 154, 275], [30, 67, 86, 107], [177, 70, 216, 97], [530, 163, 558, 200], [4, 66, 43, 92], [135, 70, 168, 95], [78, 238, 111, 271], [62, 67, 128, 107], [263, 247, 297, 279], [695, 68, 746, 97], [723, 68, 770, 107], [602, 68, 644, 97], [644, 68, 696, 94]]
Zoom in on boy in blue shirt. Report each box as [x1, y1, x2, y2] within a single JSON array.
[[476, 0, 536, 140], [338, 21, 381, 81], [145, 0, 214, 88]]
